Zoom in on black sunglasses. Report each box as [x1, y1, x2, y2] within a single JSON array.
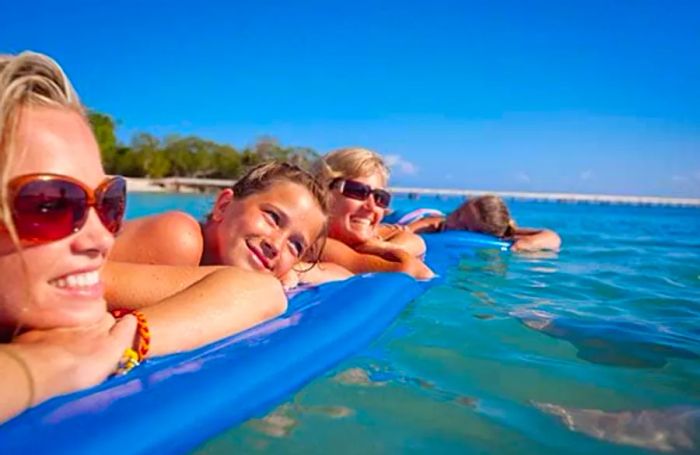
[[331, 178, 392, 208]]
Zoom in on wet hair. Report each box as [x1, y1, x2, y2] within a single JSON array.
[[311, 147, 390, 188], [233, 161, 328, 214], [452, 195, 515, 237], [226, 161, 330, 264], [0, 52, 83, 238]]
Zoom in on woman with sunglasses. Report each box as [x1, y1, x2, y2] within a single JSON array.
[[0, 52, 286, 422], [311, 148, 433, 280]]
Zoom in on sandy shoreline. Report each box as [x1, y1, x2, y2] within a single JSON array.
[[124, 177, 176, 193]]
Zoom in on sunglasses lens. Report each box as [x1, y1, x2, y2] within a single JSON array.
[[341, 180, 371, 201], [373, 190, 392, 208], [97, 178, 127, 233], [13, 180, 88, 241]]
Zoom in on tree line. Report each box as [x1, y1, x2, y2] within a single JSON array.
[[89, 112, 319, 179]]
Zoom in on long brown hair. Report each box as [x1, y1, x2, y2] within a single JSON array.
[[451, 195, 515, 237]]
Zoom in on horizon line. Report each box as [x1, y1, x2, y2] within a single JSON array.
[[126, 177, 700, 207]]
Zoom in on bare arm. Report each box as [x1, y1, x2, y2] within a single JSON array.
[[377, 225, 427, 257], [402, 216, 445, 234], [322, 238, 434, 279], [138, 268, 286, 356], [510, 228, 562, 252], [1, 315, 136, 423], [103, 261, 287, 356], [103, 261, 225, 310], [295, 261, 353, 286]]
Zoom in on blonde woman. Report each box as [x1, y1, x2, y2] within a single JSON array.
[[0, 52, 285, 422], [311, 148, 433, 279]]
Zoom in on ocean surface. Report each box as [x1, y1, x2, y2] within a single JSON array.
[[127, 193, 700, 454]]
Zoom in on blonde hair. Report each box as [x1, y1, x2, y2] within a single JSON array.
[[311, 147, 390, 188], [0, 52, 83, 234]]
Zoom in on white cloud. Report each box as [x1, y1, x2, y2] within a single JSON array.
[[580, 170, 593, 181], [672, 175, 689, 183], [385, 154, 418, 175], [516, 171, 531, 183]]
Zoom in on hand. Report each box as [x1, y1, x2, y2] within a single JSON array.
[[279, 268, 301, 290], [403, 257, 435, 280], [509, 238, 530, 252], [357, 239, 434, 280], [377, 223, 408, 240], [11, 313, 137, 405], [355, 238, 405, 259]]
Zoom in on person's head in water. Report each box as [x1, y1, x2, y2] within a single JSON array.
[[312, 147, 391, 247], [0, 52, 127, 336], [204, 161, 328, 277], [444, 195, 515, 237]]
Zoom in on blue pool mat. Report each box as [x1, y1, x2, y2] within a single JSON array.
[[0, 231, 507, 454]]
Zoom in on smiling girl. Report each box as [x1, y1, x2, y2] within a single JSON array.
[[109, 162, 350, 286]]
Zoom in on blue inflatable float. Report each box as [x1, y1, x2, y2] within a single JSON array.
[[0, 232, 509, 454]]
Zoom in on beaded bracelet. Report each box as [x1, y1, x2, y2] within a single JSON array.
[[111, 309, 151, 375], [115, 348, 140, 376], [0, 347, 35, 408]]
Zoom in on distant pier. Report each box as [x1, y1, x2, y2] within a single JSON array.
[[151, 177, 232, 193], [391, 187, 700, 208], [136, 177, 700, 207]]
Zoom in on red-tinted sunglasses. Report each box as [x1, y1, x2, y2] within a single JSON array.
[[331, 178, 392, 209], [2, 174, 127, 243]]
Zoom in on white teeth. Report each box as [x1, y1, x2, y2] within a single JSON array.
[[50, 271, 100, 289], [350, 217, 372, 226]]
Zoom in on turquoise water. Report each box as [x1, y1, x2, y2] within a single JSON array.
[[127, 194, 700, 454]]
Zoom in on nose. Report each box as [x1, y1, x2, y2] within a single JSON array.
[[260, 235, 282, 260], [69, 208, 114, 258], [362, 192, 378, 211]]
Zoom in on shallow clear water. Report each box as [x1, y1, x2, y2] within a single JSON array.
[[127, 193, 700, 454]]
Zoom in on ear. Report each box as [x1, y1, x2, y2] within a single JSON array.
[[210, 189, 235, 222]]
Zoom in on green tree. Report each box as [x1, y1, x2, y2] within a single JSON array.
[[210, 144, 242, 178], [90, 111, 319, 179], [131, 133, 166, 177], [112, 147, 145, 177], [88, 111, 118, 173]]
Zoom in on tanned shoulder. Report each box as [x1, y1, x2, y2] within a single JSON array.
[[111, 211, 203, 266]]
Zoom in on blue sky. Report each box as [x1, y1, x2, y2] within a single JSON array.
[[3, 0, 700, 197]]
